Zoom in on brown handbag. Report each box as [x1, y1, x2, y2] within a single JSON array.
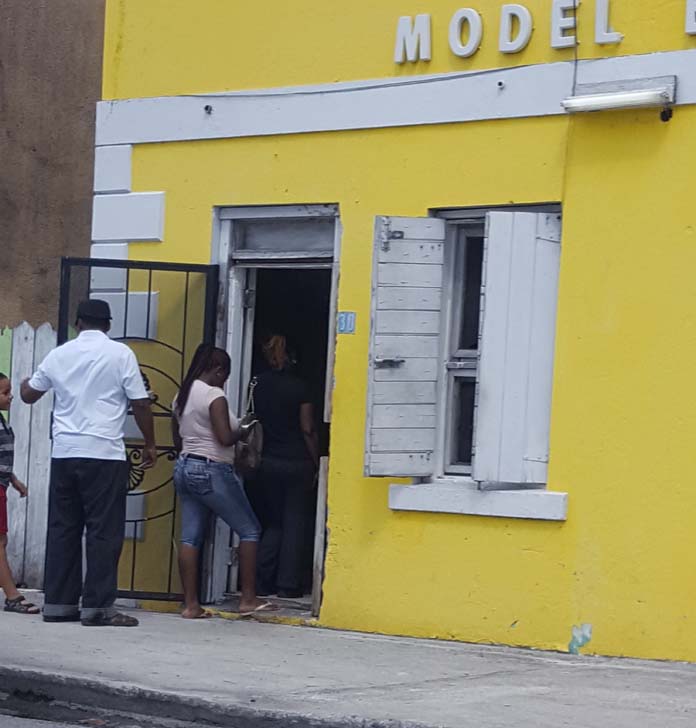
[[235, 377, 263, 478]]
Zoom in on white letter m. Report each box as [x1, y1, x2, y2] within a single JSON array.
[[394, 14, 432, 64]]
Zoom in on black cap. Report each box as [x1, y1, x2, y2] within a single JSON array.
[[76, 299, 112, 321]]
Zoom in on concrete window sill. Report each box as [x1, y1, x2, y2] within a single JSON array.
[[389, 479, 568, 521]]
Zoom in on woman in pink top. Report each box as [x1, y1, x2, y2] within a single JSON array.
[[172, 345, 275, 618]]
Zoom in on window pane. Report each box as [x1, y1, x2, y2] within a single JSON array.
[[453, 378, 476, 465], [458, 236, 484, 350], [237, 219, 335, 253]]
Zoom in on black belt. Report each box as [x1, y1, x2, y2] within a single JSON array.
[[183, 453, 214, 463]]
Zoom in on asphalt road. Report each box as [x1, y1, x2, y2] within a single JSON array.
[[1, 715, 193, 728], [0, 710, 213, 728], [1, 720, 73, 728]]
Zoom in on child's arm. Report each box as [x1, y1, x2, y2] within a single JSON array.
[[10, 474, 27, 498]]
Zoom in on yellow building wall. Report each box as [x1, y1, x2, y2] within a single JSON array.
[[104, 0, 696, 661], [103, 0, 696, 98]]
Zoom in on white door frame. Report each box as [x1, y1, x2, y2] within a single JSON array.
[[208, 205, 340, 607]]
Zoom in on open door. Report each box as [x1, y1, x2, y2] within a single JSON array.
[[206, 267, 257, 602]]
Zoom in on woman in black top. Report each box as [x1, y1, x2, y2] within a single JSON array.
[[249, 334, 319, 598]]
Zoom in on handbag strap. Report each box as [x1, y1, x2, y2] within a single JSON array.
[[245, 377, 258, 416]]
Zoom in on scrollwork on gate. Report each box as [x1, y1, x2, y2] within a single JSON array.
[[126, 446, 178, 492]]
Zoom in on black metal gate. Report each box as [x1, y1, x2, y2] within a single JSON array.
[[58, 257, 219, 601]]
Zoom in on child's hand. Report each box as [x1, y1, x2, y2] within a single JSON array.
[[12, 478, 28, 498]]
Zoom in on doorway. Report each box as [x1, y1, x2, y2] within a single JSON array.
[[252, 268, 331, 457], [210, 205, 339, 615], [244, 268, 331, 602]]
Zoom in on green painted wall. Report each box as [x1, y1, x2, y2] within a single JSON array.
[[0, 329, 12, 377]]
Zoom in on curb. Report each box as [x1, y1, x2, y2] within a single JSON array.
[[0, 666, 428, 728]]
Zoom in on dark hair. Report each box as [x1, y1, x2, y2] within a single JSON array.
[[175, 344, 231, 417], [0, 373, 7, 380]]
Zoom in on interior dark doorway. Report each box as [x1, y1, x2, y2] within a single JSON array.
[[247, 267, 332, 598]]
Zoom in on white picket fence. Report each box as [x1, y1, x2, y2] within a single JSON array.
[[1, 322, 56, 587]]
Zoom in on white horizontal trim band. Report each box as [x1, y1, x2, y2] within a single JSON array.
[[389, 480, 568, 521], [96, 49, 696, 146]]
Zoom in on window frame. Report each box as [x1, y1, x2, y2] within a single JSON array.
[[436, 222, 484, 477]]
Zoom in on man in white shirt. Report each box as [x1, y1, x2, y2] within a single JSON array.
[[21, 299, 156, 627]]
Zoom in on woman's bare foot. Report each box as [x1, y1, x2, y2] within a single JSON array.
[[181, 605, 213, 619]]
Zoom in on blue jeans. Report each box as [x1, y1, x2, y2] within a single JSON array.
[[174, 455, 261, 548]]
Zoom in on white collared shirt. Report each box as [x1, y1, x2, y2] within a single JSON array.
[[29, 330, 149, 461]]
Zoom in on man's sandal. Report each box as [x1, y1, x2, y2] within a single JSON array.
[[4, 595, 40, 615], [81, 611, 139, 627]]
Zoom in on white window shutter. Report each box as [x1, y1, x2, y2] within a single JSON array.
[[473, 211, 561, 486], [365, 216, 446, 477]]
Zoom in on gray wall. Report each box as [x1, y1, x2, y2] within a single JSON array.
[[0, 0, 105, 327]]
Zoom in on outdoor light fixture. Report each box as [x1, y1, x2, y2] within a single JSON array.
[[562, 75, 676, 115]]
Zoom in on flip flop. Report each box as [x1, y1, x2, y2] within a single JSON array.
[[182, 609, 214, 619], [239, 601, 278, 617]]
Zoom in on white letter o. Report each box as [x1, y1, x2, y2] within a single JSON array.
[[449, 9, 484, 58]]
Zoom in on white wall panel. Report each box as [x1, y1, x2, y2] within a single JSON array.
[[92, 192, 165, 243], [90, 243, 129, 291], [98, 291, 159, 340], [94, 145, 132, 194]]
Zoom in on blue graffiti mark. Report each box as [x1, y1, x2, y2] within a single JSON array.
[[568, 623, 593, 654]]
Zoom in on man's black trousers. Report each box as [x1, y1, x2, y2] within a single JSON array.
[[43, 458, 128, 620]]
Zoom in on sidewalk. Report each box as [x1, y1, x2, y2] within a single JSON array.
[[2, 602, 696, 728]]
